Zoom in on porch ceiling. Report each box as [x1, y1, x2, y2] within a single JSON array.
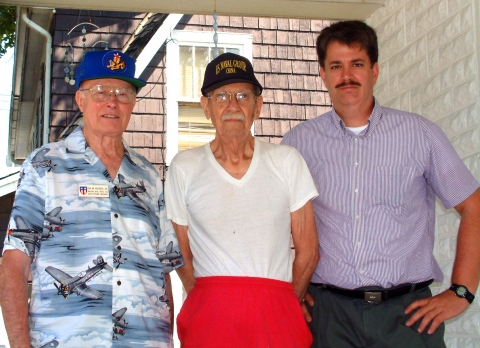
[[2, 0, 384, 20]]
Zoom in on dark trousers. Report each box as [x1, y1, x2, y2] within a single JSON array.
[[307, 284, 446, 348]]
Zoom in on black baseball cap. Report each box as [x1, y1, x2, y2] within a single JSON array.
[[201, 52, 263, 96]]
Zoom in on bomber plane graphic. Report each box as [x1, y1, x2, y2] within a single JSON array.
[[113, 174, 149, 211], [31, 148, 57, 172], [156, 241, 183, 273], [42, 207, 65, 239], [7, 216, 42, 258], [112, 307, 128, 339], [112, 234, 128, 270], [45, 255, 113, 300]]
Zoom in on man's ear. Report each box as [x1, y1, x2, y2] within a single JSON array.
[[200, 96, 210, 120], [75, 90, 84, 112]]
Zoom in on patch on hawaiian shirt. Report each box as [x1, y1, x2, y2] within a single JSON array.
[[78, 184, 109, 198]]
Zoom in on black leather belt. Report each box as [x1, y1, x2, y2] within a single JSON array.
[[311, 279, 433, 303]]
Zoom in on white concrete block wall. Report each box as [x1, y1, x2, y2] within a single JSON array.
[[367, 0, 480, 346]]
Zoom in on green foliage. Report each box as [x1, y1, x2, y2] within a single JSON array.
[[0, 6, 16, 57]]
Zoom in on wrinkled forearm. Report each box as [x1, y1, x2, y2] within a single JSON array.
[[291, 201, 319, 301], [175, 263, 196, 294], [292, 251, 318, 301], [0, 251, 31, 348], [171, 222, 196, 294]]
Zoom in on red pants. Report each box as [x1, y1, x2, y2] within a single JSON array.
[[177, 276, 312, 347]]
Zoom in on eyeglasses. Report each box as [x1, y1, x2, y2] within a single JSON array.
[[80, 85, 136, 104], [207, 91, 257, 106]]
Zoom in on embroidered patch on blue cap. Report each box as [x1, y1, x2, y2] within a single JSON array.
[[103, 51, 127, 73]]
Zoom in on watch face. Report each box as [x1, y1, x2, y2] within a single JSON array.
[[457, 286, 467, 297]]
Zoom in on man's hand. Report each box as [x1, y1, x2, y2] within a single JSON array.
[[406, 189, 480, 334], [404, 289, 470, 334], [301, 291, 314, 322]]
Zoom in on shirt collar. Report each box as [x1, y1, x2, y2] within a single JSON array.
[[329, 98, 383, 137]]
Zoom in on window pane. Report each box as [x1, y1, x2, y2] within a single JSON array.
[[178, 104, 215, 151], [225, 48, 240, 55], [179, 46, 193, 98], [210, 47, 225, 57], [195, 47, 209, 99]]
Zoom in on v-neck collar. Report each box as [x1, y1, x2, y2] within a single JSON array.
[[205, 138, 260, 186]]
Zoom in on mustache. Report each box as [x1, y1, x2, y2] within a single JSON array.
[[335, 80, 361, 88], [221, 112, 245, 121]]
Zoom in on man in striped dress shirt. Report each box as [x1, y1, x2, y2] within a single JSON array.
[[282, 20, 480, 348]]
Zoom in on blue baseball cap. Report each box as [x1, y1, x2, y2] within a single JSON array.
[[75, 50, 146, 90]]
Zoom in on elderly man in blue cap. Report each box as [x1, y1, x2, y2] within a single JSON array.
[[0, 50, 183, 347]]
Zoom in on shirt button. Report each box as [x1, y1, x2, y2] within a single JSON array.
[[357, 241, 361, 246], [354, 188, 359, 193], [117, 281, 121, 286], [354, 138, 358, 143], [354, 162, 359, 167], [114, 214, 119, 218], [356, 215, 360, 219], [359, 270, 364, 274]]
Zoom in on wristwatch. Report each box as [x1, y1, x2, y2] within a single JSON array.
[[449, 284, 475, 304]]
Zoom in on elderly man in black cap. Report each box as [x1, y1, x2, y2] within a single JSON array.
[[165, 52, 318, 347], [0, 50, 182, 347]]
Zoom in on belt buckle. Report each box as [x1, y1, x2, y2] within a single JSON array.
[[364, 291, 382, 303]]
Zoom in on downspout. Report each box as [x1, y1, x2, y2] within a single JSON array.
[[21, 8, 52, 145]]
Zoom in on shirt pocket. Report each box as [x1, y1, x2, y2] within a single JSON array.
[[373, 166, 413, 207]]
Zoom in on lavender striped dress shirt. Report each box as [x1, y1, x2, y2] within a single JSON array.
[[282, 99, 480, 289]]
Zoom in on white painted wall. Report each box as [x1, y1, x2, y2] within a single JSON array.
[[367, 0, 480, 346]]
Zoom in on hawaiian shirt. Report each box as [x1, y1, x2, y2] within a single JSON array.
[[3, 126, 183, 347]]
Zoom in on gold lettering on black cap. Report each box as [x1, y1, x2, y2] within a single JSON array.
[[233, 60, 247, 71], [216, 59, 247, 75]]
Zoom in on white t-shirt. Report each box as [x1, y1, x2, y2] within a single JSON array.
[[165, 138, 318, 282]]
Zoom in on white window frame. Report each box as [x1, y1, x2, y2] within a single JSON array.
[[166, 30, 253, 164]]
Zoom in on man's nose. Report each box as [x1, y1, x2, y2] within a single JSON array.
[[341, 66, 352, 81], [106, 91, 118, 106], [226, 94, 241, 110]]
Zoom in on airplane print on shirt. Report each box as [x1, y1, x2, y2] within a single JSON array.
[[6, 215, 42, 259], [113, 233, 128, 270], [113, 174, 149, 212], [42, 207, 65, 240], [156, 241, 183, 274], [112, 307, 128, 340], [31, 148, 57, 172], [45, 255, 113, 300]]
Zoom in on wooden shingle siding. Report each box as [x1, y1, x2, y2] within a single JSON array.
[[177, 15, 332, 145], [50, 10, 332, 177]]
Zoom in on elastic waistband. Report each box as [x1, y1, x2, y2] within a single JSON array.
[[311, 279, 433, 302], [195, 276, 293, 291]]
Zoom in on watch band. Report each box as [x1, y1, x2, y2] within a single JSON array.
[[449, 284, 475, 304]]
